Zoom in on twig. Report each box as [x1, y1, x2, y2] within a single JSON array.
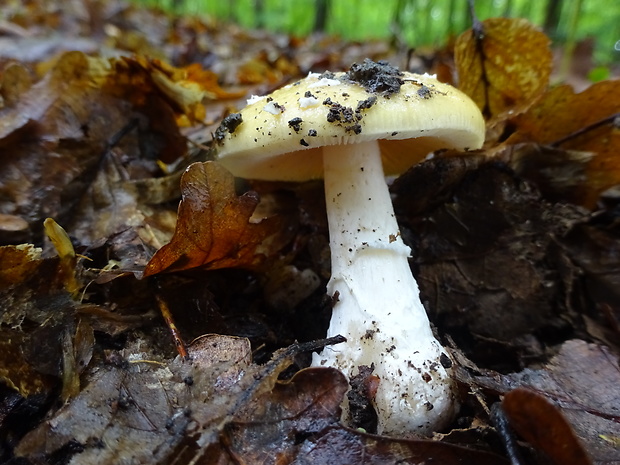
[[550, 112, 620, 148]]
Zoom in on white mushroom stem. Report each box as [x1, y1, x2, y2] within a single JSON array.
[[312, 140, 457, 435]]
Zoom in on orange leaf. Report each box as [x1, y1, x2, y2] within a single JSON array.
[[143, 162, 282, 276], [184, 63, 247, 100], [455, 17, 552, 119]]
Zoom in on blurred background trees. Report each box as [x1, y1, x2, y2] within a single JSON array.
[[135, 0, 619, 68]]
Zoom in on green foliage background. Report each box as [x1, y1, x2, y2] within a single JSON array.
[[136, 0, 619, 66]]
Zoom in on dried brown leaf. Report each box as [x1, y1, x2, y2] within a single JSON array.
[[143, 161, 283, 276], [455, 17, 552, 118], [219, 368, 349, 464], [508, 80, 620, 207]]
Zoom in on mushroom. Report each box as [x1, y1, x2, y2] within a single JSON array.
[[215, 60, 485, 435]]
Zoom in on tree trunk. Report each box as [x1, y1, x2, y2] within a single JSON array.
[[255, 0, 266, 29], [313, 0, 329, 33], [544, 0, 563, 38]]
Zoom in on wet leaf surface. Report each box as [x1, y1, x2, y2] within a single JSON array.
[[474, 340, 620, 465], [13, 336, 349, 464]]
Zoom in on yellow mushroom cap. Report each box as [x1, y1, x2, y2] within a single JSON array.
[[216, 63, 485, 181]]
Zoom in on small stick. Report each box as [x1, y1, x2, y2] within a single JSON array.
[[550, 112, 620, 148], [155, 293, 189, 360]]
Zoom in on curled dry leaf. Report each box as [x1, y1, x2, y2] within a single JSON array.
[[503, 388, 593, 465], [508, 80, 620, 207], [455, 17, 552, 119], [143, 161, 284, 276]]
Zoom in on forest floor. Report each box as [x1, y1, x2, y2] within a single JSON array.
[[0, 1, 619, 464]]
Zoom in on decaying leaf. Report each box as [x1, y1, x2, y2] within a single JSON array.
[[455, 17, 552, 119], [66, 151, 179, 263], [294, 426, 509, 465], [392, 156, 586, 368], [0, 243, 94, 398], [0, 330, 54, 397], [14, 336, 348, 465], [14, 335, 252, 464], [508, 80, 620, 207], [0, 244, 43, 289], [213, 368, 349, 464], [60, 318, 95, 402], [560, 213, 620, 346], [143, 161, 284, 276]]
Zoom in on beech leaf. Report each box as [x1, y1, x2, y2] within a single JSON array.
[[455, 17, 552, 118]]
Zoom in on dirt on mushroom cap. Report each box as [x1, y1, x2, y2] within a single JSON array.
[[215, 61, 485, 181]]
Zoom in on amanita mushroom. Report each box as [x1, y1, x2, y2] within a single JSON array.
[[215, 60, 485, 435]]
